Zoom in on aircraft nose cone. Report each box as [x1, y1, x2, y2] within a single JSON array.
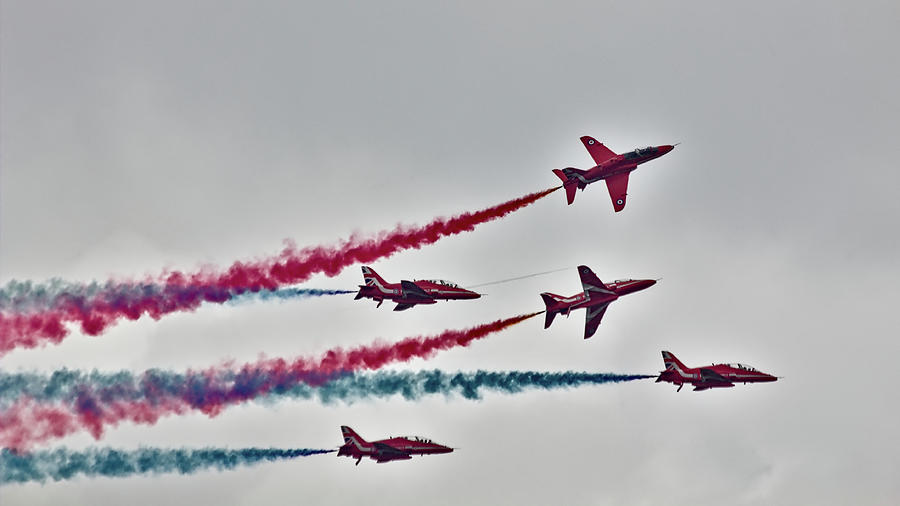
[[636, 279, 657, 291], [617, 279, 656, 295], [659, 145, 675, 154]]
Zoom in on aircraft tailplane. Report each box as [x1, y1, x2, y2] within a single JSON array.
[[540, 293, 562, 328], [552, 169, 579, 205]]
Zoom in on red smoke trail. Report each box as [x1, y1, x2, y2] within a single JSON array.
[[0, 312, 541, 449], [219, 186, 560, 286], [0, 187, 557, 354]]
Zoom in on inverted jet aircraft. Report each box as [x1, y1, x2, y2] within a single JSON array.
[[656, 351, 779, 392], [354, 266, 481, 311], [337, 426, 454, 465], [540, 265, 656, 339], [552, 136, 675, 210]]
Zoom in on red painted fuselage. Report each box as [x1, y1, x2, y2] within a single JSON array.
[[354, 266, 480, 311], [553, 136, 675, 211], [337, 426, 454, 465], [540, 265, 656, 339], [656, 351, 778, 391]]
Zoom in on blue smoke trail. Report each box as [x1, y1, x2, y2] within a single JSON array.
[[299, 370, 654, 402], [0, 279, 351, 313], [226, 288, 354, 305], [0, 279, 100, 312], [0, 369, 654, 407], [0, 447, 334, 484]]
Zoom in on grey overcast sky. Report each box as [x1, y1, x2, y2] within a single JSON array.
[[1, 1, 899, 504]]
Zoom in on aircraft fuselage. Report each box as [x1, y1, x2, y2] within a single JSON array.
[[547, 278, 657, 316], [573, 145, 673, 188]]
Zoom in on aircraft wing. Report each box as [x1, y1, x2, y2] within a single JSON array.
[[580, 136, 618, 165], [400, 280, 434, 300], [605, 173, 630, 212], [583, 302, 610, 339], [373, 442, 412, 462], [376, 454, 413, 463], [577, 266, 616, 300], [699, 368, 733, 385]]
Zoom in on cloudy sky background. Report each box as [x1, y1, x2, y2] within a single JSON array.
[[2, 1, 898, 504]]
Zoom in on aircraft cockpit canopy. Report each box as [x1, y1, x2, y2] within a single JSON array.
[[410, 436, 434, 443], [723, 363, 759, 372], [624, 146, 656, 159], [613, 279, 633, 284], [425, 279, 459, 288]]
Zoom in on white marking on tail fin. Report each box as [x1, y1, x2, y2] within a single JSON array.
[[361, 266, 389, 291], [661, 351, 691, 378], [341, 426, 368, 448]]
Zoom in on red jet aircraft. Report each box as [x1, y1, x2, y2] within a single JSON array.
[[552, 136, 675, 211], [540, 265, 656, 339], [656, 351, 779, 391], [354, 266, 481, 311], [337, 426, 454, 465]]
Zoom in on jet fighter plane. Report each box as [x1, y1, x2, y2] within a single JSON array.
[[656, 351, 779, 391], [337, 426, 454, 465], [552, 136, 675, 211], [540, 265, 656, 339], [354, 266, 481, 311]]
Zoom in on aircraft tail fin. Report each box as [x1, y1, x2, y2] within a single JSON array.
[[341, 425, 367, 446], [661, 351, 689, 372], [361, 266, 389, 288], [552, 168, 581, 205], [540, 292, 563, 328]]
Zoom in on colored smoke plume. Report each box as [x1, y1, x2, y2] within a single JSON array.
[[0, 284, 352, 313], [0, 287, 354, 356], [0, 313, 540, 449], [1, 368, 653, 406], [226, 288, 355, 305], [0, 447, 333, 484], [0, 187, 557, 354]]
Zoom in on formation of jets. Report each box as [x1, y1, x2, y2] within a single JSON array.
[[339, 135, 777, 465]]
